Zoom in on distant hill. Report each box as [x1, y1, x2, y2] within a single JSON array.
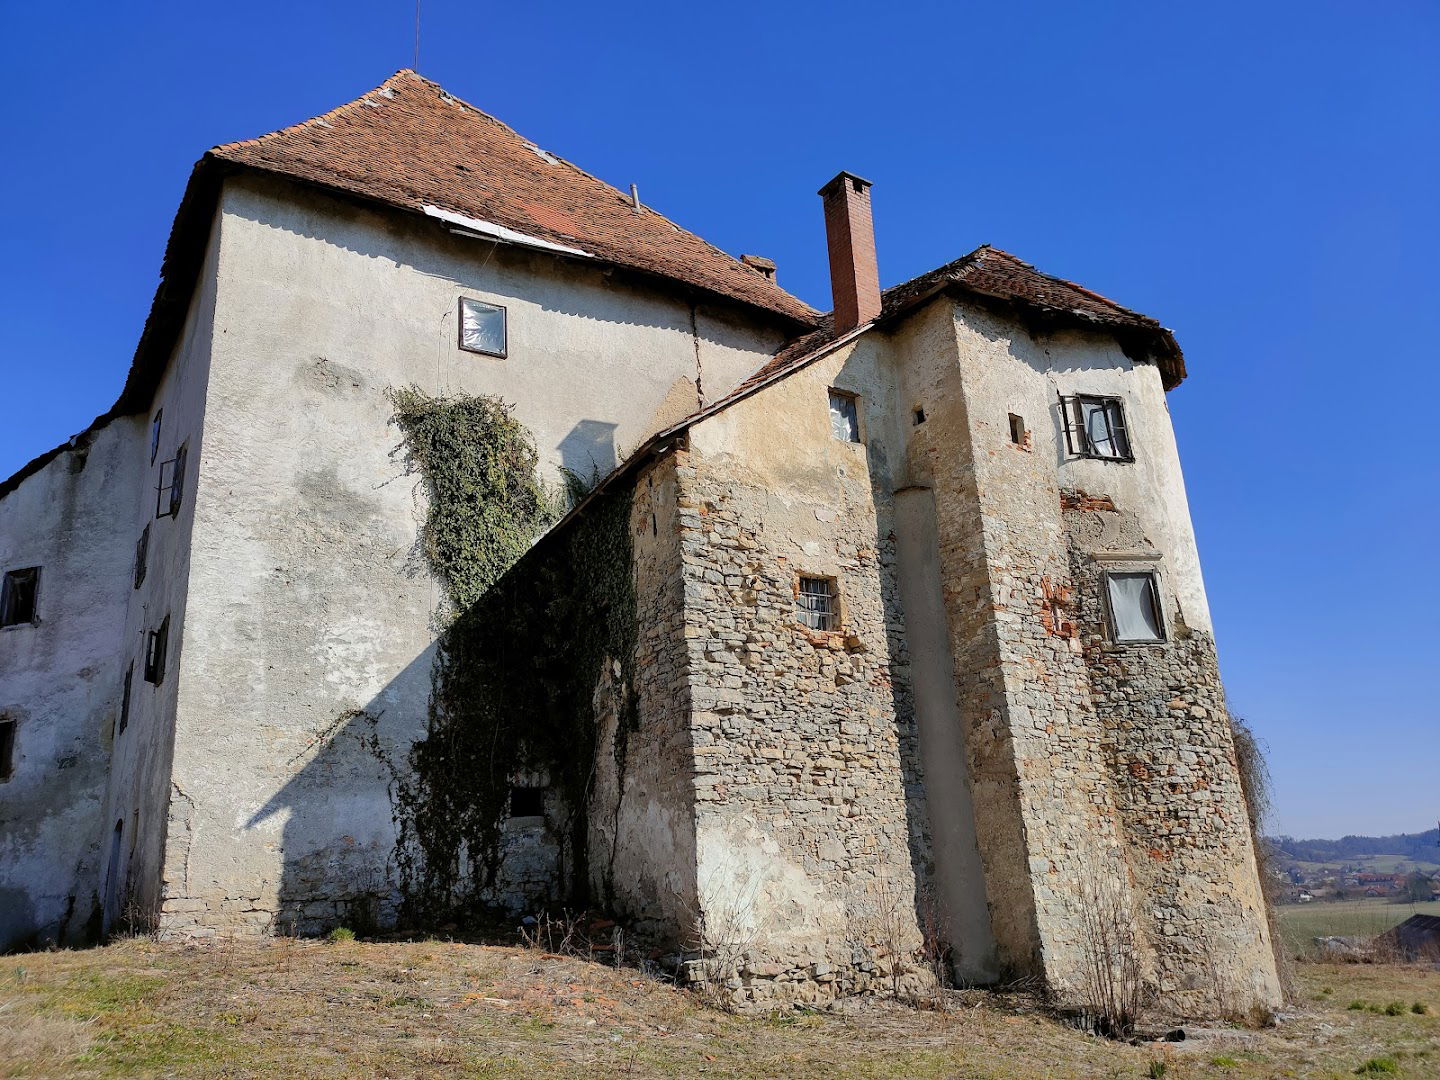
[[1269, 828, 1440, 864]]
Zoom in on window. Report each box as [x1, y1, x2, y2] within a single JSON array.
[[144, 615, 170, 685], [1, 567, 40, 627], [1104, 571, 1165, 643], [459, 297, 507, 357], [155, 443, 188, 519], [509, 786, 545, 818], [796, 575, 839, 632], [828, 390, 861, 443], [134, 525, 150, 589], [119, 664, 134, 735], [912, 406, 926, 425], [0, 718, 15, 781], [1008, 413, 1026, 445], [1060, 395, 1133, 461], [150, 410, 163, 465]]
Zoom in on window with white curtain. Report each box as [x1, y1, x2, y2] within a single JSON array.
[[459, 297, 508, 357], [828, 390, 861, 443], [1105, 571, 1165, 643]]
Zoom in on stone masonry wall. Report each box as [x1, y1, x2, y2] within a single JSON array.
[[1063, 495, 1282, 1015]]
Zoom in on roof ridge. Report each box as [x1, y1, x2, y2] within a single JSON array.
[[976, 245, 1154, 325]]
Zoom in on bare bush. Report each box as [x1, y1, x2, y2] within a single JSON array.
[[1229, 710, 1295, 998], [1075, 854, 1150, 1038], [679, 859, 763, 1007]]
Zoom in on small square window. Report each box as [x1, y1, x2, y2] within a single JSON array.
[[797, 575, 839, 632], [0, 718, 15, 781], [1105, 571, 1165, 643], [134, 525, 150, 589], [150, 410, 163, 465], [144, 615, 170, 685], [459, 297, 508, 357], [509, 786, 545, 818], [1061, 395, 1132, 461], [1, 567, 40, 627], [828, 390, 861, 443]]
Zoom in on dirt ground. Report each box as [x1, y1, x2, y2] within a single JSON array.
[[2, 937, 1437, 1078]]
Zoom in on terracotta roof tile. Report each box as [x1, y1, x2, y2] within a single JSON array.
[[210, 71, 817, 325]]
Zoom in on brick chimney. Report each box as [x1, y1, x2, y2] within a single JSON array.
[[819, 171, 881, 331]]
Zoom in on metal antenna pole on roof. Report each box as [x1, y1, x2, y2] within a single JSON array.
[[413, 0, 421, 70]]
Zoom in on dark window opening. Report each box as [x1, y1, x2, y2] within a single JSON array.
[[144, 615, 170, 685], [0, 719, 15, 781], [797, 575, 839, 632], [828, 389, 861, 443], [150, 410, 163, 465], [912, 406, 926, 425], [1059, 395, 1133, 461], [509, 786, 545, 818], [459, 297, 508, 357], [1105, 571, 1165, 643], [1, 567, 40, 627], [155, 443, 188, 519], [134, 525, 150, 589], [119, 664, 134, 735], [1008, 413, 1026, 445]]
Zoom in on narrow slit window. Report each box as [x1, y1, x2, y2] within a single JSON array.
[[1060, 395, 1133, 461], [1, 567, 40, 627], [144, 615, 170, 685], [150, 410, 163, 465], [912, 406, 926, 425], [797, 576, 839, 632], [1105, 571, 1165, 643], [119, 663, 134, 735], [1008, 413, 1026, 445], [459, 297, 508, 357], [134, 525, 150, 589], [0, 718, 15, 781], [509, 786, 545, 818], [828, 390, 861, 443]]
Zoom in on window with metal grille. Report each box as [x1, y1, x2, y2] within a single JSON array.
[[1104, 571, 1165, 643], [828, 390, 861, 443], [1, 567, 40, 627], [459, 297, 508, 357], [144, 615, 170, 685], [1059, 395, 1133, 461], [134, 525, 150, 589], [155, 443, 187, 519], [119, 664, 134, 735], [0, 718, 15, 781], [796, 576, 839, 631], [509, 786, 545, 818]]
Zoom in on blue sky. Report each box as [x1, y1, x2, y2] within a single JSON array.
[[2, 2, 1436, 838]]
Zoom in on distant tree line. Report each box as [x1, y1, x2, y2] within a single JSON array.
[[1268, 828, 1440, 864]]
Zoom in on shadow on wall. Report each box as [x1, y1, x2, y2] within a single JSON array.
[[557, 420, 618, 484]]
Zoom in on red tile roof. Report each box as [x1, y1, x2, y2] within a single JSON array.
[[735, 246, 1184, 399], [211, 70, 816, 326]]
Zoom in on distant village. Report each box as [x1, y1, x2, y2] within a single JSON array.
[[1273, 861, 1440, 905]]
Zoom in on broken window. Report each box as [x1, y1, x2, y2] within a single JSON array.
[[119, 663, 134, 735], [797, 576, 839, 632], [509, 786, 545, 818], [0, 718, 15, 781], [1, 567, 40, 627], [459, 297, 507, 357], [144, 615, 170, 685], [1060, 395, 1133, 461], [1105, 571, 1165, 643], [150, 410, 163, 465], [134, 525, 150, 589], [155, 443, 188, 519], [828, 390, 861, 443]]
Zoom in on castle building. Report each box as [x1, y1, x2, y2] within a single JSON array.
[[0, 72, 1280, 1016]]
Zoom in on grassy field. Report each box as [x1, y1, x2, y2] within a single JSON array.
[[2, 937, 1439, 1078], [1277, 899, 1440, 960]]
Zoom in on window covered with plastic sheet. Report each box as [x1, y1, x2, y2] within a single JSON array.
[[1105, 571, 1165, 642]]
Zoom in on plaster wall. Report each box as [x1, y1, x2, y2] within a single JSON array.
[[159, 174, 788, 935], [0, 418, 144, 949]]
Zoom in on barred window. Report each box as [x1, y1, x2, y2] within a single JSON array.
[[797, 576, 839, 632], [1060, 394, 1132, 461]]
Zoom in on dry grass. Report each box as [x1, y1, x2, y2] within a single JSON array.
[[1, 938, 1438, 1078]]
